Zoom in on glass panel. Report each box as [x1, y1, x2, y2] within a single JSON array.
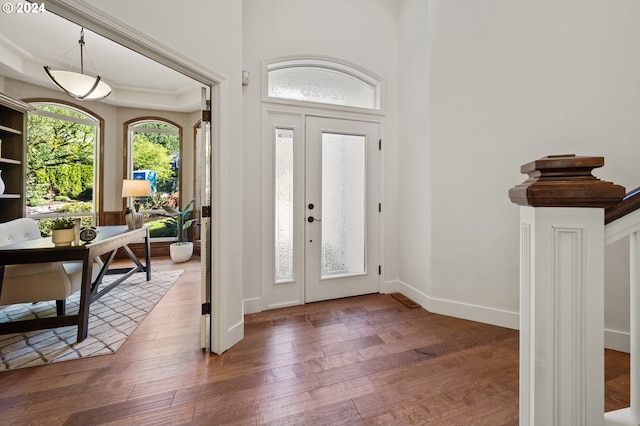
[[269, 67, 376, 109], [275, 128, 294, 282], [321, 133, 366, 278], [26, 104, 98, 233], [129, 121, 181, 238]]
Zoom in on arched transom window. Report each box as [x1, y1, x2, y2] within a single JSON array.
[[266, 58, 382, 110]]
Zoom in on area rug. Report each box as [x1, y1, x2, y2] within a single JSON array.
[[0, 269, 183, 371]]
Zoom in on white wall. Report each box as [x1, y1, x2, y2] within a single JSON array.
[[242, 0, 400, 311], [397, 0, 431, 306], [398, 0, 640, 331]]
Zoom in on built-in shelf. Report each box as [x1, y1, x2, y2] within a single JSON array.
[[0, 93, 32, 222], [0, 124, 22, 135], [0, 157, 21, 165]]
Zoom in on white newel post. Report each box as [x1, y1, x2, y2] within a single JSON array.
[[603, 221, 640, 425], [509, 155, 625, 426], [632, 231, 640, 423]]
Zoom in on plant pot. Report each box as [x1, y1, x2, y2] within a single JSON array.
[[52, 228, 75, 247], [170, 242, 193, 263]]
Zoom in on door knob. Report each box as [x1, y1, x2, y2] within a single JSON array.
[[307, 216, 321, 223]]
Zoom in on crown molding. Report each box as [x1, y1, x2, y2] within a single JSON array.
[[44, 0, 225, 86]]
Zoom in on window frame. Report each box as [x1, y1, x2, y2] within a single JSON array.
[[124, 117, 183, 242], [262, 56, 385, 115], [25, 99, 103, 226]]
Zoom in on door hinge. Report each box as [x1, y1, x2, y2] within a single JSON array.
[[379, 139, 382, 150], [202, 101, 211, 123], [379, 203, 382, 212], [201, 302, 211, 315], [379, 265, 382, 275], [202, 205, 211, 218]]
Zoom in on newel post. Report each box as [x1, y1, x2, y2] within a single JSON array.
[[509, 155, 625, 426]]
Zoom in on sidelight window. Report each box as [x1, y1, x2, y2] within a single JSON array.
[[275, 127, 295, 282]]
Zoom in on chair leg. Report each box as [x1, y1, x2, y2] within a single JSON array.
[[56, 299, 66, 316]]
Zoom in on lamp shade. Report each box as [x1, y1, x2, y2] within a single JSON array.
[[44, 68, 112, 100], [44, 28, 112, 101], [122, 179, 152, 197]]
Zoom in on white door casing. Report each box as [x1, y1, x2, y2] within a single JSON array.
[[199, 87, 212, 349], [42, 1, 241, 354]]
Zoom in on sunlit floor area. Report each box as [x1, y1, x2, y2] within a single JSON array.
[[0, 256, 631, 424]]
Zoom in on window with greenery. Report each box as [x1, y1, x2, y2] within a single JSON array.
[[127, 119, 182, 239], [26, 103, 99, 234]]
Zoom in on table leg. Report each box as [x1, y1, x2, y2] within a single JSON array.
[[144, 227, 151, 281], [76, 255, 93, 342]]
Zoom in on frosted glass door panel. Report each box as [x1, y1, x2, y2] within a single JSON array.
[[304, 116, 379, 303], [321, 133, 366, 278], [275, 128, 295, 282]]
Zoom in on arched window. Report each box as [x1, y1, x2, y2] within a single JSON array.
[[126, 118, 182, 239], [266, 57, 382, 111], [26, 101, 101, 233]]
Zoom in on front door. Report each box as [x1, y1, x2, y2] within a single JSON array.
[[304, 117, 380, 302]]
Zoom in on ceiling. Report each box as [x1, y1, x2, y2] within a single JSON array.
[[0, 9, 202, 112]]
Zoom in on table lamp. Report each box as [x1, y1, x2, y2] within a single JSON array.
[[122, 179, 151, 212]]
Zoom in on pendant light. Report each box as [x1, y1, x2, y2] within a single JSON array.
[[44, 28, 111, 100]]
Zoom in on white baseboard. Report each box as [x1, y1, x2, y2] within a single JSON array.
[[388, 280, 630, 352], [243, 297, 262, 315], [381, 279, 399, 294], [605, 407, 634, 425], [243, 297, 305, 314], [221, 317, 244, 353], [605, 328, 630, 353], [390, 280, 520, 330]]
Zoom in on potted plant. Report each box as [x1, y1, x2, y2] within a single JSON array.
[[51, 217, 76, 247], [163, 198, 197, 262]]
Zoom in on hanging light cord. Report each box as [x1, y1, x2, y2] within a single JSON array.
[[48, 28, 102, 77], [43, 27, 112, 100]]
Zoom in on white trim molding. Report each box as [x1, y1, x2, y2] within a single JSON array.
[[44, 0, 225, 86], [389, 280, 519, 330]]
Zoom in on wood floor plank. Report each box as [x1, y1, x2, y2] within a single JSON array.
[[255, 376, 375, 423], [262, 400, 361, 426], [0, 257, 631, 425], [63, 391, 176, 426], [101, 402, 196, 426], [189, 374, 321, 423]]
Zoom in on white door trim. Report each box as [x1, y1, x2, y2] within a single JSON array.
[[44, 0, 244, 354]]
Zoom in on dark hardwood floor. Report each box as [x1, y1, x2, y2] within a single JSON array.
[[0, 256, 631, 425]]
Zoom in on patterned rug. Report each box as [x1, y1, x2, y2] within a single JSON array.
[[0, 269, 183, 371]]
